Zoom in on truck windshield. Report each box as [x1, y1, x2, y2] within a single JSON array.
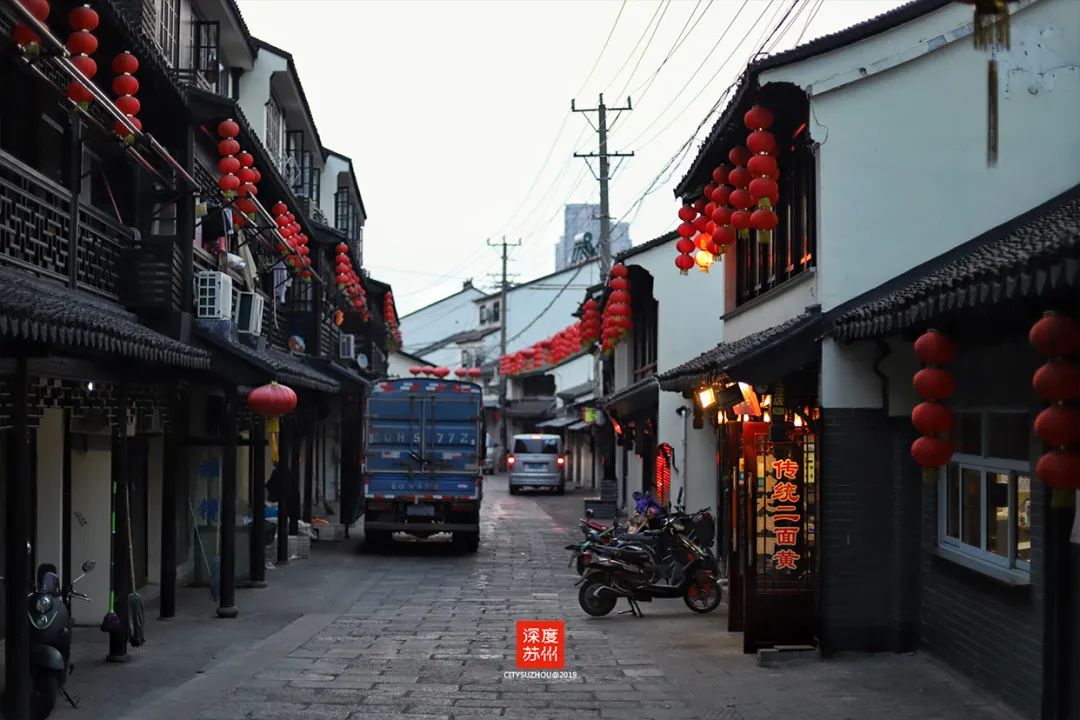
[[513, 437, 559, 454]]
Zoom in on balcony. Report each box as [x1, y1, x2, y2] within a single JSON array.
[[0, 149, 130, 301], [172, 68, 216, 94]]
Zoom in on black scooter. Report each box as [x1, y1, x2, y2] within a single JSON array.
[[26, 560, 95, 719]]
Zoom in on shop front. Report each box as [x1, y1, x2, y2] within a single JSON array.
[[602, 378, 659, 510], [660, 311, 824, 651]]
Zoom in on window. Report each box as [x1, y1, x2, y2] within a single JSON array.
[[513, 437, 559, 454], [735, 127, 816, 306], [265, 97, 285, 167], [192, 21, 231, 97], [938, 410, 1032, 575], [632, 298, 658, 379], [156, 0, 180, 66], [491, 301, 500, 323], [334, 188, 350, 232]]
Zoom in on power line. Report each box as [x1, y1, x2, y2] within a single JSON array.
[[606, 0, 670, 103], [794, 0, 827, 45], [628, 0, 715, 108], [506, 264, 587, 344], [575, 0, 630, 98]]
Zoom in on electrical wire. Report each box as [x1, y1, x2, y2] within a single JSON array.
[[506, 265, 587, 344], [575, 0, 630, 98], [629, 0, 713, 108], [607, 0, 671, 105], [794, 0, 827, 45]]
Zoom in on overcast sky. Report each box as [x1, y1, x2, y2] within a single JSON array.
[[236, 0, 906, 315]]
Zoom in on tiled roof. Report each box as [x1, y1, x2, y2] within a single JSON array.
[[601, 376, 659, 417], [198, 330, 340, 392], [675, 0, 953, 196], [0, 267, 209, 369], [615, 232, 679, 264], [833, 186, 1080, 341], [659, 311, 820, 392]]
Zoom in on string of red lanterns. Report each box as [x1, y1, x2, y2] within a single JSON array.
[[65, 4, 98, 108], [384, 292, 402, 350], [601, 263, 631, 354], [330, 240, 369, 319], [910, 329, 957, 471], [1030, 311, 1080, 490], [497, 319, 587, 377], [745, 105, 780, 245], [580, 299, 601, 346], [12, 0, 49, 56], [112, 51, 141, 143]]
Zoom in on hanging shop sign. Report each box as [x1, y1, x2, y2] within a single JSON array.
[[755, 439, 815, 578]]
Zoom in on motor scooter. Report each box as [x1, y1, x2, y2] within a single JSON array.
[[23, 560, 95, 719]]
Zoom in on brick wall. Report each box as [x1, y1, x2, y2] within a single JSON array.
[[919, 464, 1046, 718], [820, 408, 919, 652]]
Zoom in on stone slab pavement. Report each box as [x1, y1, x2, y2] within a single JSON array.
[[41, 476, 1026, 720]]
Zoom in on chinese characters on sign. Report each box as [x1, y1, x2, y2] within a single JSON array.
[[770, 458, 802, 572], [516, 620, 565, 670]]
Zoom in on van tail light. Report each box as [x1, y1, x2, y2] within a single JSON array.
[[450, 502, 473, 512], [507, 455, 515, 466], [556, 455, 565, 466], [366, 500, 391, 511]]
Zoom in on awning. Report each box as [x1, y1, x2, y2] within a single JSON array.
[[503, 399, 556, 418], [659, 310, 823, 392], [833, 186, 1080, 342], [198, 329, 340, 392], [567, 421, 590, 431], [601, 376, 658, 418], [557, 381, 595, 402], [0, 267, 209, 369], [536, 416, 577, 429]]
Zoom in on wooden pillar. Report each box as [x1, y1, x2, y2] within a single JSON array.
[[249, 415, 267, 587], [160, 388, 185, 619], [4, 359, 32, 719], [107, 386, 131, 662], [303, 421, 314, 523], [217, 386, 238, 618], [276, 419, 290, 565]]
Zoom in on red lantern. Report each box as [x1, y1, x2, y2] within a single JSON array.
[[1033, 361, 1080, 402], [911, 436, 954, 468], [610, 277, 629, 291], [112, 52, 141, 143], [675, 252, 695, 275], [468, 368, 482, 378], [913, 368, 955, 401], [712, 164, 729, 184], [455, 368, 469, 378], [912, 402, 954, 435], [247, 381, 297, 465], [409, 366, 423, 376], [677, 206, 696, 223], [217, 118, 240, 138], [677, 222, 695, 238], [1035, 450, 1080, 490], [433, 367, 450, 378], [728, 188, 754, 210], [914, 330, 957, 365], [272, 202, 288, 216], [218, 138, 240, 156], [743, 105, 774, 131], [66, 5, 98, 108], [728, 146, 751, 166], [749, 177, 779, 203], [112, 50, 138, 75], [218, 174, 240, 193], [69, 4, 98, 31], [1035, 405, 1080, 447], [750, 208, 778, 231], [727, 166, 751, 189], [1029, 311, 1080, 357], [748, 154, 779, 178], [747, 130, 777, 155], [730, 210, 751, 231], [610, 263, 628, 278]]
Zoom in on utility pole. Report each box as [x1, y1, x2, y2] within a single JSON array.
[[572, 93, 633, 276], [488, 236, 520, 471], [572, 94, 632, 508]]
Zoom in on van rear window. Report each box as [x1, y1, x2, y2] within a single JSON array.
[[513, 437, 559, 454]]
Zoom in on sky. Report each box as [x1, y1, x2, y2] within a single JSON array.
[[235, 0, 907, 315]]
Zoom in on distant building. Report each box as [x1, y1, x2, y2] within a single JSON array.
[[554, 204, 630, 270]]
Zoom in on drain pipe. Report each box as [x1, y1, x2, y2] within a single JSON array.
[[675, 404, 690, 508]]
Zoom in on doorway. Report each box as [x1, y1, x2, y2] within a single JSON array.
[[127, 436, 149, 589]]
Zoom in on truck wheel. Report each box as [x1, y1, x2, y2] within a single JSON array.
[[509, 486, 519, 495], [454, 532, 480, 553]]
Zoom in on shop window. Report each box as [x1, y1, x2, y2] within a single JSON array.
[[156, 0, 180, 66], [938, 410, 1032, 575], [632, 298, 657, 380], [265, 97, 285, 168], [735, 129, 816, 306]]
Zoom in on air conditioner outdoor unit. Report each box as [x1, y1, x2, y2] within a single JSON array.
[[195, 271, 233, 320], [234, 292, 265, 335], [339, 333, 356, 360]]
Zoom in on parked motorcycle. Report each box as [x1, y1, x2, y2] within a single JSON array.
[[572, 491, 721, 617], [24, 560, 95, 718]]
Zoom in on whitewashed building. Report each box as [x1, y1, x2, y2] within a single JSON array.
[[664, 0, 1079, 713]]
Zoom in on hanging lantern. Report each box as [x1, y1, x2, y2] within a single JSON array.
[[744, 105, 779, 246], [111, 51, 141, 144], [13, 0, 49, 57], [216, 117, 241, 199], [727, 146, 755, 241], [409, 366, 423, 376], [1030, 309, 1080, 491], [911, 329, 956, 470], [247, 381, 298, 465], [694, 249, 714, 273], [66, 4, 99, 109], [958, 0, 1013, 165]]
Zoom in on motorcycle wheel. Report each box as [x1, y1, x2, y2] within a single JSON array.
[[683, 574, 722, 614], [578, 579, 617, 617], [30, 672, 58, 720]]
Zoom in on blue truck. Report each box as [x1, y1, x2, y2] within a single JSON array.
[[362, 378, 484, 552]]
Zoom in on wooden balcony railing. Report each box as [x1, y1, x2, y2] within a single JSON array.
[[0, 149, 129, 301]]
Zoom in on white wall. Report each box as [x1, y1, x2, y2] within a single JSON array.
[[400, 286, 487, 354], [236, 49, 286, 143], [387, 350, 430, 378], [760, 0, 1080, 312], [35, 409, 64, 580], [70, 435, 111, 625], [320, 153, 348, 218], [819, 337, 884, 409], [721, 273, 816, 344], [503, 262, 602, 353]]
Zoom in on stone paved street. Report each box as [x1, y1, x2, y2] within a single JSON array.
[[55, 477, 1021, 720]]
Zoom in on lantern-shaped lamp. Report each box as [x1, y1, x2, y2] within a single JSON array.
[[247, 381, 298, 465]]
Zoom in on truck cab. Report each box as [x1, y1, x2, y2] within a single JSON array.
[[362, 378, 484, 552]]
